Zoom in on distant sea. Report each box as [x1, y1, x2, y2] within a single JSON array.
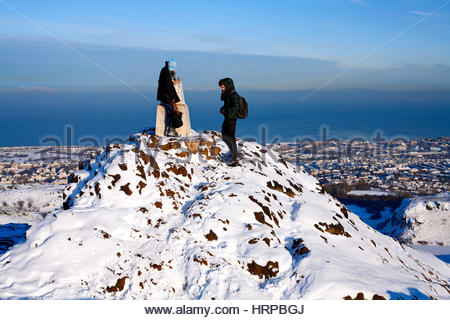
[[1, 89, 449, 147]]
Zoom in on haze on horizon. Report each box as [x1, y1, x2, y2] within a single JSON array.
[[1, 0, 450, 95]]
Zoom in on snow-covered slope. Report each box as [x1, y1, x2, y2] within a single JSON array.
[[0, 130, 449, 300], [346, 193, 450, 247], [396, 194, 450, 246]]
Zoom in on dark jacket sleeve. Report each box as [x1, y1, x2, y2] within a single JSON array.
[[224, 91, 240, 119]]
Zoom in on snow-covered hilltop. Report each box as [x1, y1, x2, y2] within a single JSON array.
[[0, 130, 449, 299], [345, 193, 450, 247], [397, 194, 450, 246]]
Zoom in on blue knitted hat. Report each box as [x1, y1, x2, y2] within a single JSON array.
[[168, 58, 176, 71]]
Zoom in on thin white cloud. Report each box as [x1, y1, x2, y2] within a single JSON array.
[[409, 10, 450, 17], [0, 86, 63, 93], [349, 0, 365, 5], [410, 10, 433, 16]]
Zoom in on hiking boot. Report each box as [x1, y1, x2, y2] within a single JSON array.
[[228, 159, 239, 167], [168, 130, 180, 137]]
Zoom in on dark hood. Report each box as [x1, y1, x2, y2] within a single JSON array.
[[221, 78, 235, 92]]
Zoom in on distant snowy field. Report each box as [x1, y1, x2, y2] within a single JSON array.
[[0, 184, 64, 221], [347, 190, 395, 196]]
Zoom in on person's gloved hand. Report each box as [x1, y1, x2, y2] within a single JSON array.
[[172, 101, 180, 114]]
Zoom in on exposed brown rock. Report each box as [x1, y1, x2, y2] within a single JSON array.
[[247, 260, 279, 280], [152, 169, 161, 179], [136, 164, 146, 181], [355, 292, 365, 300], [147, 136, 160, 148], [205, 229, 218, 241], [94, 182, 101, 199], [106, 276, 128, 293], [165, 189, 175, 199], [278, 156, 288, 168], [201, 148, 210, 159], [118, 163, 128, 171], [160, 141, 181, 151], [185, 141, 199, 154], [101, 230, 110, 239], [210, 147, 221, 157], [340, 206, 349, 219], [254, 211, 273, 228], [288, 180, 303, 193], [148, 156, 159, 171], [166, 163, 188, 177], [193, 256, 208, 266], [346, 292, 386, 300], [139, 150, 151, 165], [120, 183, 132, 196], [249, 195, 279, 227], [176, 151, 190, 158], [68, 173, 80, 184], [137, 181, 147, 194], [202, 130, 221, 138], [317, 222, 352, 238], [267, 180, 295, 198], [290, 238, 310, 256], [343, 292, 367, 300], [109, 174, 121, 186], [150, 263, 162, 271]]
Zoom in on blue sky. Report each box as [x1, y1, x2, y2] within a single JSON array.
[[1, 0, 450, 91]]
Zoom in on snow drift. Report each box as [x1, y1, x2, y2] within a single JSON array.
[[397, 194, 450, 246], [346, 193, 450, 247], [0, 130, 449, 299]]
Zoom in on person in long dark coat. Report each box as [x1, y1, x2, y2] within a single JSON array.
[[218, 77, 240, 166], [157, 58, 180, 136]]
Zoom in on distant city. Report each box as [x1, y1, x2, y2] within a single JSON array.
[[0, 146, 96, 186], [273, 136, 449, 195], [0, 137, 448, 196]]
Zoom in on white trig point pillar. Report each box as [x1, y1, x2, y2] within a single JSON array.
[[155, 78, 191, 137]]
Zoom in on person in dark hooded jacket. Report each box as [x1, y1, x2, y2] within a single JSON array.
[[218, 78, 240, 166], [157, 58, 181, 136]]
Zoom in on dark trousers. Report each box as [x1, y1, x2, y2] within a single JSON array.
[[162, 103, 174, 135], [221, 118, 238, 161]]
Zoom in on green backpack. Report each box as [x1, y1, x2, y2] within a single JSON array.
[[231, 90, 248, 119]]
